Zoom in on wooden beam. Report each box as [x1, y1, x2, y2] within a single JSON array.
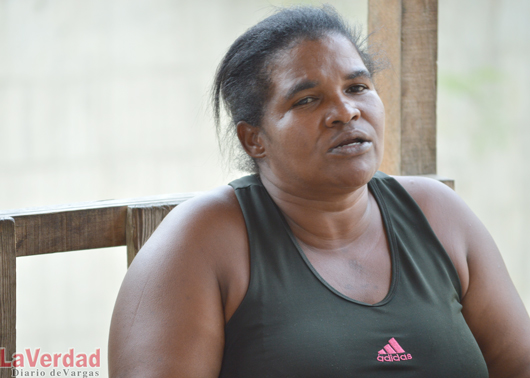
[[0, 218, 16, 376], [401, 0, 438, 175], [0, 193, 196, 257], [368, 0, 438, 176], [126, 205, 175, 266], [368, 0, 402, 176], [14, 206, 127, 257]]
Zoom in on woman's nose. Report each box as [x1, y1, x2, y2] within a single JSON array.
[[324, 97, 360, 128]]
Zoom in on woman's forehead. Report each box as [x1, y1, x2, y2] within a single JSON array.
[[268, 34, 368, 94]]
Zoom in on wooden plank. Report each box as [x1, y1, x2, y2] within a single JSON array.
[[14, 206, 127, 257], [368, 0, 438, 176], [0, 218, 16, 376], [0, 193, 197, 257], [400, 0, 438, 175], [368, 0, 402, 176], [126, 205, 175, 266]]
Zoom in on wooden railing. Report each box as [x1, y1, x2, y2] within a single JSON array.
[[0, 193, 196, 376], [0, 1, 445, 377]]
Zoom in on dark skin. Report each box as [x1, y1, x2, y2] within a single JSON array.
[[108, 34, 530, 377]]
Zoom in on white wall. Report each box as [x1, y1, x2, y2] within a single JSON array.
[[437, 0, 530, 308]]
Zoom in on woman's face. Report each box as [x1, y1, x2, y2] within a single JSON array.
[[245, 33, 385, 194]]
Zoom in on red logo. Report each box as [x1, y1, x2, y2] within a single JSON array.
[[0, 348, 100, 368]]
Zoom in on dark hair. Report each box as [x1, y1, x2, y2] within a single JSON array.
[[212, 5, 380, 173]]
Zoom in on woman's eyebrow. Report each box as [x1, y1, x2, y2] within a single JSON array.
[[284, 80, 318, 101], [346, 69, 372, 81]]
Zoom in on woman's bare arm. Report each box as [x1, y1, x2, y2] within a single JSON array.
[[398, 176, 530, 377], [108, 185, 248, 378]]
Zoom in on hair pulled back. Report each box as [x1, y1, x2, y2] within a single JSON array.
[[212, 5, 378, 173]]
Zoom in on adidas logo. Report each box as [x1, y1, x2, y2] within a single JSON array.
[[376, 338, 412, 362]]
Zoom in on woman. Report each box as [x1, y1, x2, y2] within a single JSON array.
[[108, 6, 530, 377]]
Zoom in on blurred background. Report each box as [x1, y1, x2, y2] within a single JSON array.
[[0, 0, 528, 377]]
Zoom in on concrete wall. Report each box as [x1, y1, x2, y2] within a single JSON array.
[[0, 1, 528, 377], [437, 0, 530, 308]]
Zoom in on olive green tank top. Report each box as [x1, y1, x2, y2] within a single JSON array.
[[220, 172, 488, 377]]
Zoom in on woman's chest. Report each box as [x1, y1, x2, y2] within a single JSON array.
[[220, 273, 487, 378]]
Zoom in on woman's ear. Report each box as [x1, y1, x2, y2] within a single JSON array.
[[237, 121, 267, 159]]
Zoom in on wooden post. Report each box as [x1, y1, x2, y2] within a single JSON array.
[[368, 0, 440, 177], [126, 205, 175, 266], [368, 0, 402, 176], [0, 218, 16, 377]]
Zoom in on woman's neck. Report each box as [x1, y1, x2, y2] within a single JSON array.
[[259, 172, 376, 251]]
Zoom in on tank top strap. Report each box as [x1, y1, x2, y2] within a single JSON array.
[[228, 173, 297, 267], [368, 171, 463, 300]]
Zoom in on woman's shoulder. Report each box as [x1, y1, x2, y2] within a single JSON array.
[[161, 184, 244, 235], [130, 184, 247, 274], [131, 183, 250, 316], [379, 174, 469, 246], [391, 174, 457, 207], [109, 185, 248, 377], [371, 172, 461, 216], [391, 175, 466, 226], [167, 184, 243, 225], [390, 175, 471, 294]]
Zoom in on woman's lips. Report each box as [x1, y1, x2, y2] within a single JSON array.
[[328, 139, 373, 155]]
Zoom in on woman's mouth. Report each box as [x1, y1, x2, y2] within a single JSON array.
[[328, 137, 372, 155]]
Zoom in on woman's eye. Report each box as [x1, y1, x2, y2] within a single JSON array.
[[347, 85, 367, 93], [294, 97, 316, 106]]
